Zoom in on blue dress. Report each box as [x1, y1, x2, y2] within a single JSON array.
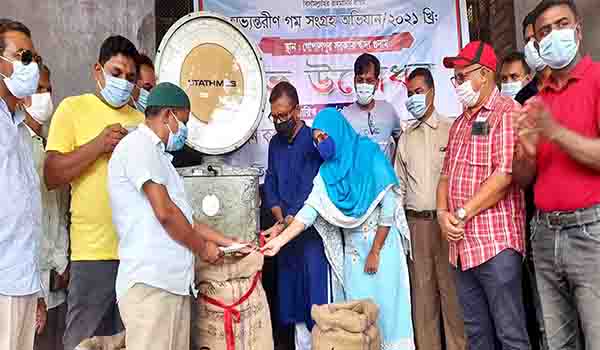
[[263, 125, 327, 330], [297, 182, 415, 350]]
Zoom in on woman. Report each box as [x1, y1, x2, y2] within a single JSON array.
[[262, 108, 415, 350]]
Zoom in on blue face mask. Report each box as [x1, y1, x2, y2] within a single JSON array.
[[166, 111, 188, 152], [539, 27, 579, 70], [316, 136, 336, 161], [135, 88, 150, 112], [98, 67, 134, 108]]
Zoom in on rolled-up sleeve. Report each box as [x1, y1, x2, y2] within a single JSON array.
[[491, 106, 516, 174], [296, 205, 319, 227], [124, 143, 168, 191]]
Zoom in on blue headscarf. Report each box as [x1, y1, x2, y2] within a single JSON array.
[[312, 108, 398, 218]]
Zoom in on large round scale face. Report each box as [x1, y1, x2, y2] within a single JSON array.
[[155, 13, 266, 155]]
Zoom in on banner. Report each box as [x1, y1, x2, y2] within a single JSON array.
[[204, 0, 470, 179]]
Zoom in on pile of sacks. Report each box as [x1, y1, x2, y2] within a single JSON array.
[[311, 299, 381, 350]]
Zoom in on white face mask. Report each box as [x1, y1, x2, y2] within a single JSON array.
[[455, 80, 481, 108], [0, 56, 40, 99], [500, 81, 523, 99], [26, 92, 54, 124], [355, 83, 376, 105], [405, 89, 432, 119], [524, 40, 547, 72], [539, 27, 579, 70]]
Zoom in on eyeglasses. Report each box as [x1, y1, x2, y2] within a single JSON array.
[[1, 49, 43, 66], [268, 105, 297, 124], [450, 66, 482, 87]]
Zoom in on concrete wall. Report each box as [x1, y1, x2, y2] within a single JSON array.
[[4, 0, 155, 103], [514, 0, 600, 60]]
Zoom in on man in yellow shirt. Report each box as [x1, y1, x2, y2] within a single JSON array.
[[44, 35, 143, 350]]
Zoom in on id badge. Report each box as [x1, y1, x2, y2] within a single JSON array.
[[471, 121, 489, 136]]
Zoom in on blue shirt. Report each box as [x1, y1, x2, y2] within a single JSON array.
[[263, 124, 322, 217]]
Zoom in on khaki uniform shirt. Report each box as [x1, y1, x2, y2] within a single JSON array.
[[395, 110, 453, 211]]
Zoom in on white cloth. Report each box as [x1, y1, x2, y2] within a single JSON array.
[[108, 124, 196, 301], [28, 133, 69, 309], [0, 294, 37, 350], [0, 99, 42, 296], [294, 323, 312, 350]]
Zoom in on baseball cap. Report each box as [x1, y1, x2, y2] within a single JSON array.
[[443, 41, 498, 72], [146, 82, 191, 109]]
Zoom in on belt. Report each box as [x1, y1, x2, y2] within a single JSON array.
[[406, 209, 437, 220], [537, 204, 600, 228]]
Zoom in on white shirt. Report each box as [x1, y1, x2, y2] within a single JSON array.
[[108, 124, 196, 301], [28, 130, 69, 309], [0, 99, 42, 296]]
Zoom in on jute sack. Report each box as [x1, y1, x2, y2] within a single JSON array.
[[192, 251, 274, 350], [312, 299, 381, 350]]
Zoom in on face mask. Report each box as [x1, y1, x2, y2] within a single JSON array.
[[166, 112, 188, 152], [501, 81, 524, 99], [26, 92, 54, 124], [274, 117, 296, 140], [355, 83, 375, 105], [405, 90, 432, 119], [316, 136, 336, 161], [524, 40, 547, 72], [135, 88, 150, 113], [0, 56, 40, 98], [539, 27, 579, 70], [455, 80, 481, 108], [97, 67, 134, 108]]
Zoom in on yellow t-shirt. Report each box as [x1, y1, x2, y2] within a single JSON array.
[[46, 94, 144, 261]]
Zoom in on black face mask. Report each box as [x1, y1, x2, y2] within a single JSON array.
[[274, 118, 296, 140]]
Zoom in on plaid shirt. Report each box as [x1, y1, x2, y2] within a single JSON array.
[[441, 88, 525, 270]]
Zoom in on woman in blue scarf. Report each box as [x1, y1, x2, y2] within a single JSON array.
[[263, 108, 415, 350]]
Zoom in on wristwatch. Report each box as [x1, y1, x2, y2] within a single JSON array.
[[455, 207, 467, 221]]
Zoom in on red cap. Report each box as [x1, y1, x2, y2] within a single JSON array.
[[443, 41, 497, 72]]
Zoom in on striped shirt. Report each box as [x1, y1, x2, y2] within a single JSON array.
[[441, 88, 525, 270]]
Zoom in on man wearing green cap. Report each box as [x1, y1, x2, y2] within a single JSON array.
[[107, 82, 241, 350]]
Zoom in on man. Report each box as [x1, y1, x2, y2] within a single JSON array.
[[0, 19, 45, 350], [263, 81, 325, 350], [22, 65, 71, 350], [130, 53, 155, 113], [438, 41, 529, 349], [513, 1, 600, 348], [516, 11, 553, 105], [108, 82, 234, 350], [396, 68, 466, 350], [44, 35, 143, 350], [500, 51, 532, 99], [342, 53, 401, 161]]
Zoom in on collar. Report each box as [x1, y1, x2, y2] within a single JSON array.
[[544, 56, 593, 92], [407, 109, 440, 133], [464, 86, 499, 121], [138, 123, 166, 153]]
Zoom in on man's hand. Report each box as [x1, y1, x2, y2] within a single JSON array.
[[93, 123, 128, 154], [36, 298, 47, 335], [200, 240, 224, 264], [437, 210, 464, 242], [512, 103, 540, 158], [262, 222, 285, 243], [364, 250, 380, 275]]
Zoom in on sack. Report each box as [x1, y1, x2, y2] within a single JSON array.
[[311, 299, 381, 350], [192, 252, 274, 350]]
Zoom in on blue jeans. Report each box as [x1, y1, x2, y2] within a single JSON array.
[[455, 249, 530, 350], [531, 218, 600, 349]]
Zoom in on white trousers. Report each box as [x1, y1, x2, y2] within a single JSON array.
[[295, 322, 312, 350], [0, 294, 37, 350]]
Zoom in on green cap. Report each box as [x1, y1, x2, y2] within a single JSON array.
[[146, 82, 191, 109]]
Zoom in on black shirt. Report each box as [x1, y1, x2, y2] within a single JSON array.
[[515, 76, 539, 105]]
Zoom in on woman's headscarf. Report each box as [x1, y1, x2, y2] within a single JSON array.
[[312, 108, 398, 218]]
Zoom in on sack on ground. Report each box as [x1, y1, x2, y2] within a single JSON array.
[[311, 299, 381, 350], [192, 251, 274, 350]]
